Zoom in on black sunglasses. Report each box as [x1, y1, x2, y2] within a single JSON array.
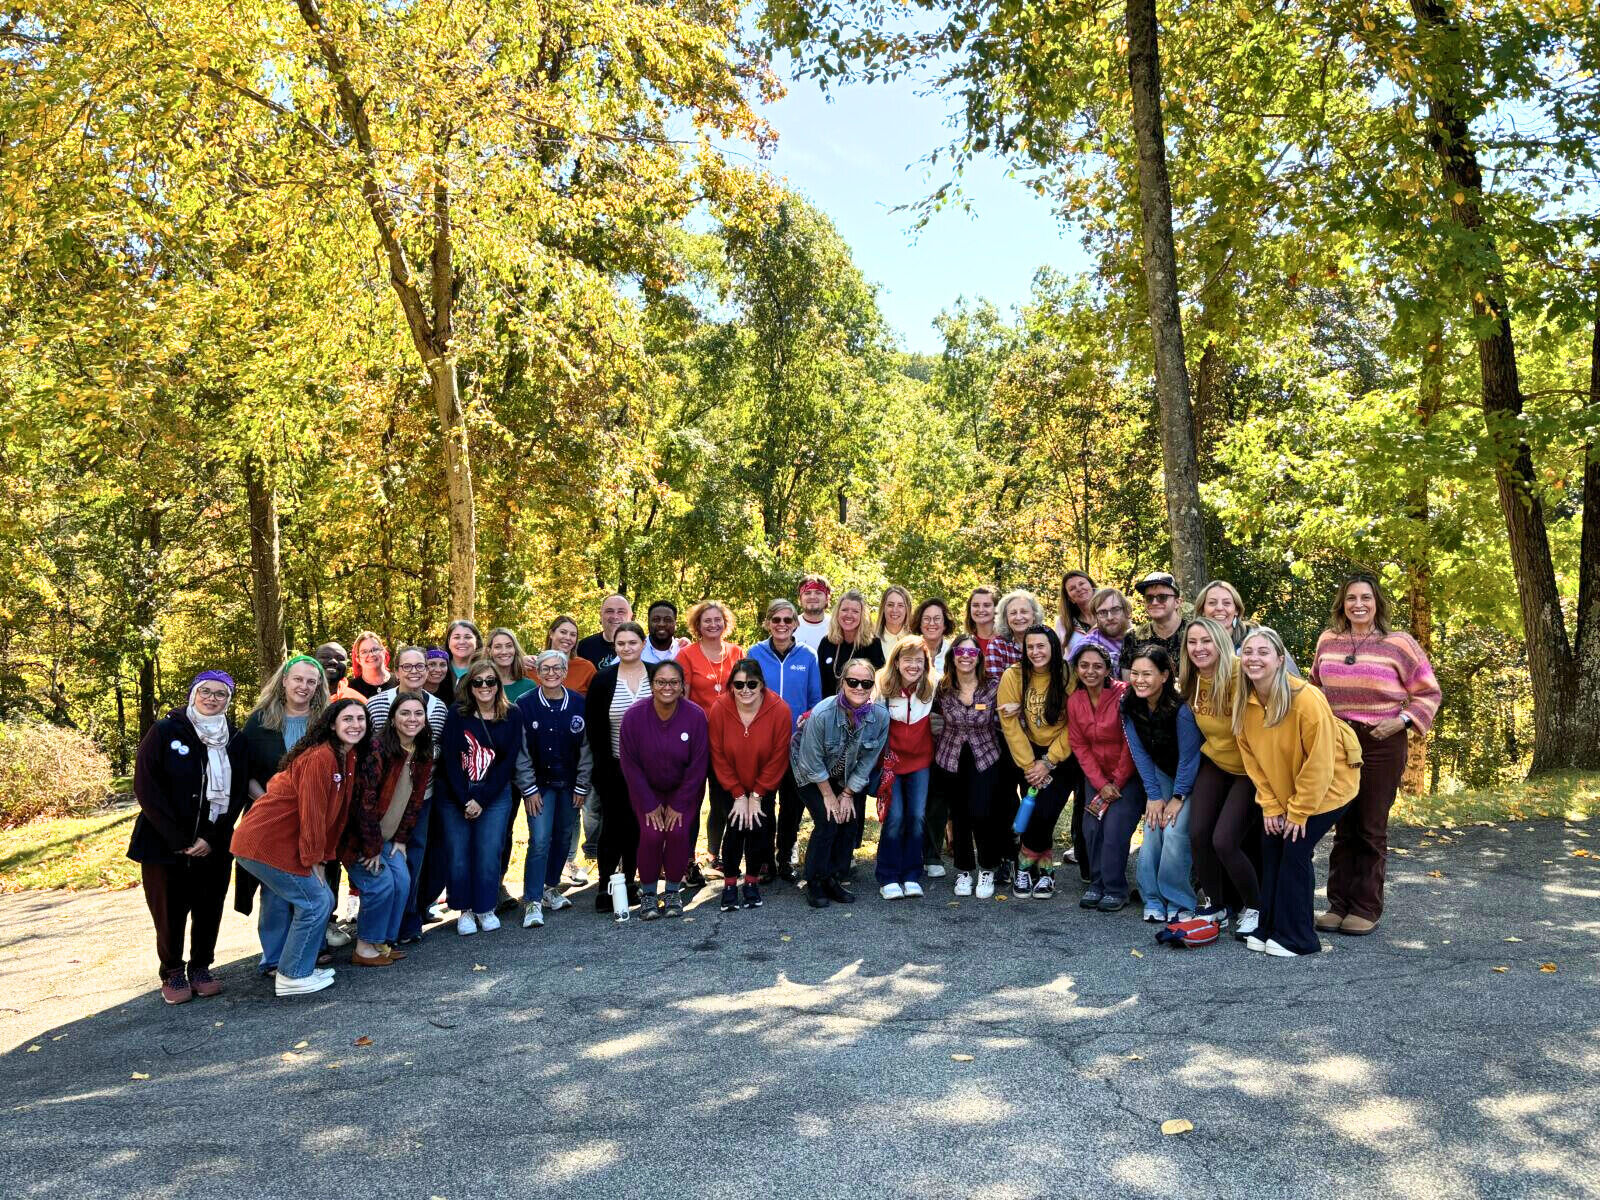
[[729, 680, 762, 691], [841, 678, 873, 691], [470, 677, 500, 689]]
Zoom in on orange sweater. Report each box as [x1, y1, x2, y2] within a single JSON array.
[[230, 743, 358, 876], [707, 691, 792, 798], [1236, 680, 1363, 825]]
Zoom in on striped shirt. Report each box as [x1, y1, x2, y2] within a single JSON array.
[[1309, 630, 1441, 734], [608, 671, 650, 759]]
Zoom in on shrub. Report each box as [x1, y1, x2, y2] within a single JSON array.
[[0, 721, 115, 828]]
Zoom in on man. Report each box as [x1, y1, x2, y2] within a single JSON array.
[[1068, 587, 1135, 680], [314, 642, 364, 704], [794, 575, 832, 655], [1129, 572, 1190, 664], [575, 594, 633, 670], [347, 630, 394, 699], [640, 600, 684, 665]]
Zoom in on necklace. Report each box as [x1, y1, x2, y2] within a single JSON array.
[[1343, 628, 1380, 665]]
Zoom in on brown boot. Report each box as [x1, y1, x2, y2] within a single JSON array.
[[1314, 910, 1345, 932], [1339, 914, 1378, 936]]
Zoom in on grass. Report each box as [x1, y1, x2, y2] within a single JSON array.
[[1393, 770, 1600, 828]]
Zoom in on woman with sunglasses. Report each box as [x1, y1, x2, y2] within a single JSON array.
[[708, 659, 792, 912], [745, 600, 822, 883], [512, 650, 592, 928], [437, 657, 525, 935], [619, 659, 709, 919], [932, 635, 1003, 900]]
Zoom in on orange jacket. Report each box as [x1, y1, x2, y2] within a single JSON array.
[[230, 743, 358, 876], [707, 690, 792, 798]]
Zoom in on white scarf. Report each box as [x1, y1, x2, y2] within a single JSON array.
[[186, 691, 233, 822]]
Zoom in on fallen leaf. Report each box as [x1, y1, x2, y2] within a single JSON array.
[[326, 1063, 342, 1070], [1572, 848, 1591, 858], [1426, 870, 1444, 879], [294, 1040, 310, 1049], [51, 1034, 67, 1042], [213, 1022, 224, 1028], [947, 901, 960, 907], [25, 1045, 40, 1053], [472, 964, 486, 972], [1161, 1118, 1194, 1136], [1130, 949, 1144, 958], [1125, 1053, 1144, 1061], [950, 1053, 974, 1062], [130, 1072, 150, 1080], [1504, 936, 1522, 943], [280, 1052, 300, 1063], [573, 966, 583, 972], [1492, 967, 1509, 973], [1539, 963, 1557, 973], [353, 1036, 373, 1047], [996, 894, 1008, 901], [780, 935, 792, 942]]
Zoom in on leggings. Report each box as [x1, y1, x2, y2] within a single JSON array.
[[1189, 758, 1260, 911], [934, 747, 1003, 872], [1017, 752, 1071, 865], [718, 789, 776, 879], [593, 755, 639, 887], [705, 774, 734, 865]]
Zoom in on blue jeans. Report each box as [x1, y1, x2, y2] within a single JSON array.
[[440, 787, 514, 915], [523, 787, 577, 901], [238, 856, 334, 981], [398, 795, 433, 941], [347, 843, 410, 945], [1136, 792, 1198, 919], [875, 767, 929, 886], [1083, 777, 1145, 899]]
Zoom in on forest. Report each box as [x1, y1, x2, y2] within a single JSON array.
[[1, 0, 1596, 791]]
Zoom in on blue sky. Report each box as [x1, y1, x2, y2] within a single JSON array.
[[756, 58, 1092, 354]]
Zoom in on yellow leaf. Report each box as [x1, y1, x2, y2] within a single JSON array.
[[473, 964, 487, 972], [1125, 1053, 1144, 1061], [1492, 966, 1509, 973], [1504, 936, 1522, 942], [130, 1072, 150, 1080], [51, 1034, 67, 1042], [1453, 191, 1465, 204], [294, 1040, 309, 1049], [1161, 1118, 1194, 1135], [1539, 963, 1557, 973], [1426, 870, 1444, 879], [950, 1053, 974, 1062], [1130, 949, 1144, 958], [780, 935, 791, 942], [1573, 848, 1591, 858], [281, 1052, 300, 1063], [25, 1045, 40, 1053]]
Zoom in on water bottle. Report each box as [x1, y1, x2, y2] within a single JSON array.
[[1012, 786, 1039, 836], [608, 872, 630, 922]]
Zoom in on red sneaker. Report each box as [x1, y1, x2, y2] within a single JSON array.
[[161, 968, 193, 1005], [189, 967, 223, 997]]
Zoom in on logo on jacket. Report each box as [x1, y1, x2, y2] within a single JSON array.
[[570, 716, 585, 734]]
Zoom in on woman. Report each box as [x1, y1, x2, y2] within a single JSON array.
[[488, 627, 535, 701], [1181, 617, 1260, 935], [340, 692, 431, 966], [425, 648, 451, 698], [1309, 573, 1440, 935], [442, 618, 485, 704], [1121, 646, 1202, 923], [1236, 628, 1363, 956], [348, 630, 394, 699], [791, 657, 889, 908], [679, 600, 744, 864], [1195, 579, 1301, 676], [1066, 642, 1142, 911], [585, 622, 651, 911], [1054, 570, 1098, 641], [912, 598, 953, 685], [546, 616, 597, 697], [619, 660, 709, 920], [708, 659, 792, 913], [997, 626, 1074, 897], [512, 650, 592, 928], [985, 589, 1043, 686], [912, 596, 955, 876], [875, 585, 914, 663], [437, 658, 525, 935], [964, 586, 999, 656], [933, 635, 1003, 900], [873, 639, 936, 900], [745, 599, 822, 882], [129, 670, 247, 1005], [231, 698, 372, 997], [817, 589, 885, 699]]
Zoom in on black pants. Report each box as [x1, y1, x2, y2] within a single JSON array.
[[935, 749, 1003, 872], [1190, 758, 1260, 911], [142, 855, 231, 978], [923, 766, 950, 866], [994, 758, 1024, 862], [1066, 757, 1090, 880], [706, 775, 734, 866], [718, 790, 776, 879], [414, 800, 450, 917], [1017, 754, 1071, 863], [593, 755, 639, 886], [1260, 804, 1346, 954], [773, 767, 804, 871], [800, 782, 855, 884]]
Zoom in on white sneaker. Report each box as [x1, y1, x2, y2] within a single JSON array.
[[323, 920, 352, 948], [880, 883, 905, 900], [953, 871, 974, 897], [313, 967, 336, 981], [543, 886, 572, 912], [522, 901, 544, 929], [476, 910, 501, 932], [457, 913, 479, 936], [1245, 935, 1266, 953], [565, 863, 589, 886], [276, 971, 336, 997], [1235, 908, 1260, 937], [903, 881, 924, 898], [975, 870, 995, 899], [924, 863, 946, 878], [1263, 939, 1298, 958]]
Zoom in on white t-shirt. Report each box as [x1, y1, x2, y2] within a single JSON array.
[[795, 615, 830, 655], [640, 639, 681, 665]]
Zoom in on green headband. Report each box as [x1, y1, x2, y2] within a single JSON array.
[[285, 654, 323, 674]]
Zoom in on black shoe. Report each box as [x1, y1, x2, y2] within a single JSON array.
[[805, 885, 830, 908], [595, 891, 612, 913], [495, 887, 520, 915], [640, 894, 663, 921], [777, 863, 797, 883], [1079, 887, 1104, 910], [720, 884, 740, 912], [823, 879, 856, 904], [742, 882, 763, 909], [758, 867, 776, 885], [664, 891, 684, 917], [1097, 893, 1129, 912]]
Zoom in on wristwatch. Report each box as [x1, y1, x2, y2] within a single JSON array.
[[1399, 713, 1414, 729]]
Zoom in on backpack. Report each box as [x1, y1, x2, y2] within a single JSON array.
[[1156, 917, 1220, 948]]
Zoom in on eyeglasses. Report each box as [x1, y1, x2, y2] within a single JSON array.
[[842, 678, 873, 691], [729, 680, 762, 692], [1144, 592, 1177, 603], [653, 678, 683, 689], [952, 648, 980, 659], [470, 678, 499, 690], [1095, 605, 1125, 617], [397, 662, 427, 673], [194, 688, 230, 702], [358, 650, 386, 661], [536, 664, 565, 674], [768, 616, 796, 625]]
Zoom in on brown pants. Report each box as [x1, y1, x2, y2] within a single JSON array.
[[142, 856, 231, 978], [1325, 724, 1408, 921]]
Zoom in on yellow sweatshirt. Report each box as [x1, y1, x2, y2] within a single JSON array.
[[1237, 679, 1362, 825], [1189, 673, 1246, 775], [999, 664, 1072, 770]]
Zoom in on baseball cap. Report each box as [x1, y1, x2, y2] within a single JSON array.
[[1134, 571, 1180, 597]]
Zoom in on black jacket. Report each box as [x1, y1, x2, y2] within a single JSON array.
[[127, 709, 248, 865]]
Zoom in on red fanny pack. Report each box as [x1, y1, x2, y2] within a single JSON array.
[[1156, 918, 1219, 948]]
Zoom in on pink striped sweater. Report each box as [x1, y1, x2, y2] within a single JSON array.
[[1309, 630, 1441, 734]]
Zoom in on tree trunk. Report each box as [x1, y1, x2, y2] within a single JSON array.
[[434, 355, 477, 619], [1402, 333, 1441, 795], [136, 507, 161, 735], [243, 452, 287, 677], [1126, 0, 1209, 594]]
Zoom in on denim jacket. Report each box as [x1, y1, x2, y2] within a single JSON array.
[[790, 695, 889, 795]]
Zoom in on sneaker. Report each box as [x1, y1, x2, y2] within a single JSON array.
[[476, 911, 501, 932], [1032, 874, 1055, 899], [903, 881, 924, 899], [1097, 894, 1129, 912], [742, 882, 764, 909], [777, 863, 797, 883], [721, 884, 740, 912], [323, 920, 352, 948], [1263, 938, 1299, 957], [1173, 909, 1195, 923], [1013, 868, 1033, 896], [456, 913, 479, 936], [998, 860, 1014, 886], [312, 967, 336, 981], [1142, 908, 1165, 923], [1245, 935, 1267, 953], [495, 887, 520, 915], [880, 883, 905, 900], [188, 967, 222, 998], [160, 968, 192, 1005], [640, 894, 663, 921], [543, 887, 573, 912], [1079, 887, 1104, 909], [924, 863, 946, 878], [953, 871, 974, 897], [565, 863, 590, 887], [275, 971, 336, 997], [821, 880, 854, 904], [664, 891, 684, 918], [975, 870, 995, 900], [522, 901, 544, 929], [1195, 905, 1229, 928], [1234, 908, 1260, 938], [1061, 846, 1077, 865]]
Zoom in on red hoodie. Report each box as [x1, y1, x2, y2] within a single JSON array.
[[1067, 680, 1135, 792], [708, 690, 793, 797]]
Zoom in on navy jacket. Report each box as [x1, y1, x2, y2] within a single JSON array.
[[438, 705, 525, 809], [514, 688, 594, 797], [127, 709, 248, 864]]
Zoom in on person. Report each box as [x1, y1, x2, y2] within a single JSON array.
[[512, 650, 592, 929], [231, 698, 372, 997], [707, 659, 792, 912], [794, 575, 833, 654], [576, 594, 633, 669], [997, 625, 1074, 897], [984, 589, 1043, 686], [1121, 646, 1202, 923], [442, 619, 485, 704], [912, 597, 954, 685], [816, 589, 885, 699], [367, 646, 450, 740], [873, 639, 936, 900], [1236, 627, 1363, 956], [679, 600, 744, 862], [912, 596, 955, 877], [619, 659, 709, 920], [546, 616, 597, 697], [1195, 580, 1301, 676], [964, 586, 999, 656], [315, 642, 364, 704], [487, 628, 535, 701], [1066, 642, 1142, 912], [932, 635, 1003, 899], [339, 692, 430, 966], [1054, 570, 1098, 641], [546, 615, 597, 885], [1181, 617, 1260, 936], [1309, 573, 1441, 935], [437, 658, 525, 935], [1068, 587, 1135, 680], [874, 585, 914, 663], [234, 656, 329, 919], [348, 631, 394, 699], [129, 670, 247, 1005], [791, 657, 889, 908], [584, 621, 651, 911], [424, 648, 451, 698], [1129, 572, 1190, 663], [641, 600, 688, 664], [745, 599, 822, 881]]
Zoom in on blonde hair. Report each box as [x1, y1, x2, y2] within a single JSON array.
[[1232, 626, 1293, 733], [996, 589, 1045, 638], [1194, 580, 1247, 626], [686, 600, 736, 640], [874, 585, 914, 638], [248, 657, 331, 733], [877, 638, 935, 702], [1180, 616, 1238, 720], [486, 627, 529, 683], [828, 589, 874, 649]]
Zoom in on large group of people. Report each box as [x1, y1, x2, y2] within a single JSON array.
[[129, 569, 1441, 1002]]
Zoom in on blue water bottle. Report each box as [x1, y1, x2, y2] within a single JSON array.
[[1012, 786, 1038, 835]]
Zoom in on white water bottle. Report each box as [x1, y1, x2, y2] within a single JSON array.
[[608, 872, 630, 922]]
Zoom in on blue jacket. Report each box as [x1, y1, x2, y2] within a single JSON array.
[[744, 639, 822, 732], [438, 705, 525, 808], [513, 688, 593, 797], [1122, 703, 1202, 801]]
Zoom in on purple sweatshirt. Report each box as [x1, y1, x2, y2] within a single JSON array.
[[618, 698, 710, 816]]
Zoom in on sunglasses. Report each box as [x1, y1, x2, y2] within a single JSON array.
[[470, 677, 500, 690], [842, 678, 873, 691], [952, 647, 980, 659], [1145, 593, 1177, 603], [729, 680, 762, 691], [768, 616, 796, 625]]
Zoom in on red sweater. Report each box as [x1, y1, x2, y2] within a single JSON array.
[[230, 743, 358, 876], [707, 691, 793, 798], [883, 690, 935, 773], [1067, 681, 1135, 792]]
